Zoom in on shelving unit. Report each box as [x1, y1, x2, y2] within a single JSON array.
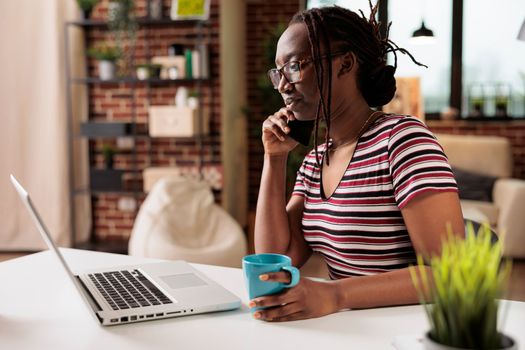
[[64, 13, 216, 251]]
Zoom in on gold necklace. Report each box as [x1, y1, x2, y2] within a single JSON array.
[[328, 110, 384, 152]]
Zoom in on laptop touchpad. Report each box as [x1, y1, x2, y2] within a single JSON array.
[[161, 273, 207, 289]]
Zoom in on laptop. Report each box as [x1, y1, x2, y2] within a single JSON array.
[[10, 175, 241, 326]]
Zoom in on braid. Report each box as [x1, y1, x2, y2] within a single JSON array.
[[302, 12, 326, 167], [290, 1, 427, 166], [312, 9, 334, 166]]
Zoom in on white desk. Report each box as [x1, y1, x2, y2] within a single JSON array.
[[0, 249, 523, 350]]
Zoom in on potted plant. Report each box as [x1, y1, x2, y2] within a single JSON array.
[[102, 143, 116, 169], [76, 0, 99, 19], [135, 63, 150, 80], [87, 44, 120, 80], [108, 0, 137, 77], [135, 63, 162, 80], [188, 90, 200, 108], [410, 224, 515, 349]]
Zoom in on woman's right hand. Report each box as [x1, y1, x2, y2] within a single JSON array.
[[262, 107, 299, 155]]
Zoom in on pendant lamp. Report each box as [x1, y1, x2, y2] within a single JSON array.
[[410, 0, 435, 45], [412, 21, 434, 38]]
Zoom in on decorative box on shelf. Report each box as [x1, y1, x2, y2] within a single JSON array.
[[80, 121, 133, 137], [89, 169, 125, 191], [148, 105, 209, 137]]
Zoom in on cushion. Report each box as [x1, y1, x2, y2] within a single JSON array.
[[128, 175, 247, 267], [452, 167, 497, 202]]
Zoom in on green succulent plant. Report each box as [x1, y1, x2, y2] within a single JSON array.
[[76, 0, 99, 11], [102, 144, 116, 158], [410, 223, 512, 349], [102, 144, 116, 169], [87, 44, 120, 61]]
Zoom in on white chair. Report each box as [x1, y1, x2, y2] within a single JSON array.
[[436, 133, 525, 258], [128, 176, 247, 267]]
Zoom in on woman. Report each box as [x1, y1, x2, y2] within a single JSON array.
[[252, 4, 464, 322]]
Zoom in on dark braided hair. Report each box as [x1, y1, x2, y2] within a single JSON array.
[[290, 1, 427, 166]]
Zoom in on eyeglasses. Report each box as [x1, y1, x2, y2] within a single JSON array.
[[267, 52, 346, 90]]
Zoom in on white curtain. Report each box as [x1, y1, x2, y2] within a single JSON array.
[[0, 1, 91, 250]]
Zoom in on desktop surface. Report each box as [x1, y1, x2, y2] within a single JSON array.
[[0, 248, 523, 350]]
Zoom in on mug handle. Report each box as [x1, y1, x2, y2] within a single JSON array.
[[281, 265, 300, 288]]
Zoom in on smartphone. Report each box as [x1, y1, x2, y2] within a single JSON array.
[[287, 119, 315, 146]]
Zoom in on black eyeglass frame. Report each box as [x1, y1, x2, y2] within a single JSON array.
[[267, 51, 347, 90]]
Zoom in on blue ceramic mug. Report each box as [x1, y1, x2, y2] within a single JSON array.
[[242, 254, 300, 301]]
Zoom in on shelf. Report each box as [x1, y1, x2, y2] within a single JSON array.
[[81, 121, 134, 137], [74, 186, 221, 197], [427, 117, 525, 125], [459, 116, 524, 122], [75, 240, 129, 254], [74, 188, 145, 196], [67, 17, 209, 28], [71, 77, 211, 85], [74, 134, 150, 140], [75, 133, 214, 140], [65, 13, 216, 247]]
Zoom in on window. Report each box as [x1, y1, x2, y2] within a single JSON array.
[[307, 0, 525, 119], [388, 0, 453, 115], [463, 0, 525, 117], [308, 0, 451, 115]]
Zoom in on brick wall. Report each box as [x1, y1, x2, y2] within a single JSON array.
[[427, 120, 525, 179], [84, 0, 221, 244], [83, 1, 525, 248], [246, 0, 302, 211]]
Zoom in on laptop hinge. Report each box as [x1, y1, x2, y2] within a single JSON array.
[[76, 275, 103, 312]]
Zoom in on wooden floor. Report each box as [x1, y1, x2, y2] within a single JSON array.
[[1, 252, 524, 302], [508, 259, 525, 302], [0, 252, 30, 262]]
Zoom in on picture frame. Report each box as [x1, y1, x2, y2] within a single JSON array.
[[170, 0, 210, 20]]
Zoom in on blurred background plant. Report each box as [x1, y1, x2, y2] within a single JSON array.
[[87, 43, 120, 61], [410, 223, 513, 349], [102, 143, 117, 169], [76, 0, 99, 19], [107, 0, 137, 76]]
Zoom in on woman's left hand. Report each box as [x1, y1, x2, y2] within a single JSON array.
[[248, 272, 340, 322]]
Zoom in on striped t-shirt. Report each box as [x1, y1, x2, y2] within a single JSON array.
[[292, 114, 458, 279]]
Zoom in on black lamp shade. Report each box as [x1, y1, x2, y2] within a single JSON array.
[[412, 21, 434, 38]]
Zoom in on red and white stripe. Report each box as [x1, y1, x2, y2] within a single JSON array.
[[292, 115, 457, 279]]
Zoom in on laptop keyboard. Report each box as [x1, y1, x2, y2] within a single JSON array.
[[88, 270, 173, 311]]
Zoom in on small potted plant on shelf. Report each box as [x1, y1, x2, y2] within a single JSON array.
[[188, 90, 200, 108], [135, 63, 162, 80], [76, 0, 99, 19], [410, 224, 515, 350], [107, 0, 137, 77], [87, 44, 120, 81], [102, 143, 116, 169]]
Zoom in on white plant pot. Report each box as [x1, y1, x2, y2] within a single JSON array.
[[423, 332, 517, 350], [136, 67, 150, 80], [188, 97, 199, 109], [98, 60, 116, 81]]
